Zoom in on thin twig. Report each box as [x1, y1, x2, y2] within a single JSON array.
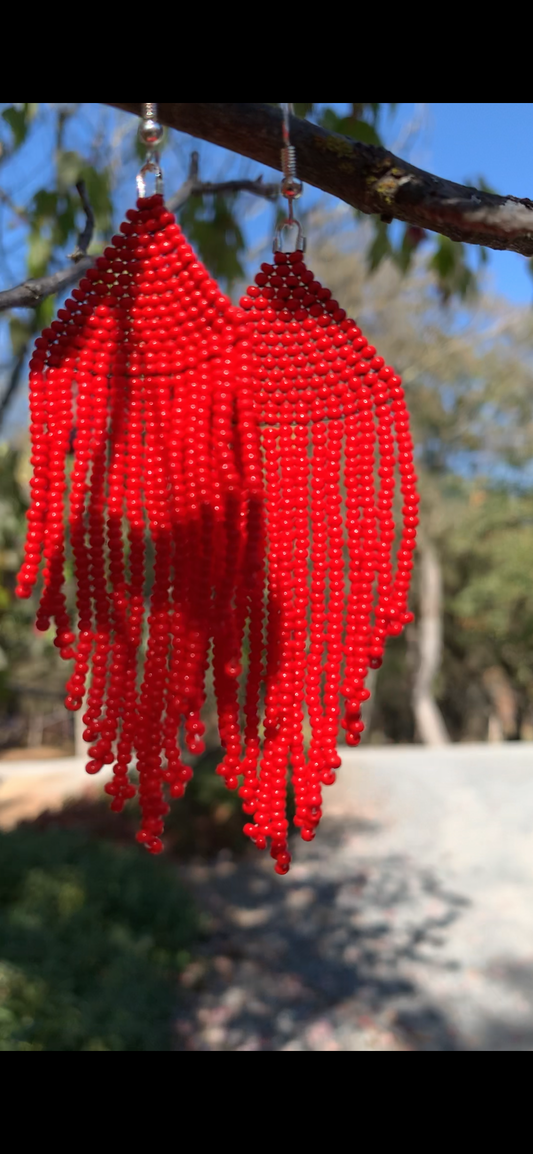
[[0, 188, 30, 224], [0, 255, 94, 314], [69, 179, 95, 261], [0, 342, 30, 431], [0, 180, 96, 312], [168, 150, 278, 214], [193, 175, 279, 200], [167, 152, 200, 213]]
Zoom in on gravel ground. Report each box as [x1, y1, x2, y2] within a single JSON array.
[[176, 744, 533, 1052]]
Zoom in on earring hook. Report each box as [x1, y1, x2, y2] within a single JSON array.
[[274, 103, 306, 254], [137, 103, 164, 199]]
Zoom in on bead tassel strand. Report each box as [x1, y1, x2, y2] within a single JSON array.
[[238, 249, 419, 865]]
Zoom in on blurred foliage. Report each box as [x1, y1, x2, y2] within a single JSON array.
[[1, 104, 37, 148], [180, 193, 245, 286], [164, 748, 248, 857], [429, 237, 477, 303], [315, 231, 533, 741], [1, 104, 111, 278], [0, 827, 198, 1051], [0, 445, 65, 721], [446, 491, 533, 698]]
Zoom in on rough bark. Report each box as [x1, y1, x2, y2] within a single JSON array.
[[413, 542, 450, 746], [107, 103, 533, 257]]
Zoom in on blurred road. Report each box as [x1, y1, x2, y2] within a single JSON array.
[[0, 756, 109, 828], [178, 743, 533, 1051]]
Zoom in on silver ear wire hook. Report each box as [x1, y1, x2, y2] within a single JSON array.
[[274, 103, 306, 254], [137, 103, 164, 198]]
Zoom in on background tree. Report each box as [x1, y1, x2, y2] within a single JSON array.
[[313, 222, 533, 741]]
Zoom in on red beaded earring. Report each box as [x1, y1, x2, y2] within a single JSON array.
[[228, 104, 419, 873], [17, 102, 419, 874], [17, 104, 247, 854]]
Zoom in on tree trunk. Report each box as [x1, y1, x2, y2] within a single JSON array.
[[413, 542, 450, 745], [75, 707, 86, 761], [361, 666, 378, 741], [483, 666, 519, 741], [488, 713, 504, 743]]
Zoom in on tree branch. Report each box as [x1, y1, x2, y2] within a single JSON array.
[[0, 179, 97, 314], [69, 179, 95, 260], [106, 103, 533, 258], [0, 342, 30, 431], [0, 256, 94, 314]]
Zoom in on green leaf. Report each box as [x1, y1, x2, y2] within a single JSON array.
[[395, 227, 416, 274], [53, 204, 77, 247], [430, 235, 456, 280], [24, 103, 38, 121], [321, 108, 344, 133], [180, 195, 245, 286], [32, 190, 59, 224], [80, 166, 112, 232], [56, 151, 83, 194], [429, 236, 476, 302], [477, 175, 499, 196], [2, 107, 28, 148], [367, 219, 393, 272], [9, 318, 31, 358], [321, 109, 381, 146], [35, 297, 55, 331], [294, 104, 314, 118], [343, 119, 381, 146], [27, 232, 53, 279]]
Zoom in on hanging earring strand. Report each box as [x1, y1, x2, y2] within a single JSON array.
[[17, 100, 246, 855], [237, 100, 419, 871]]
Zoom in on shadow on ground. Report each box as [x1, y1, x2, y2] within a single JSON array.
[[176, 819, 472, 1052], [473, 962, 533, 1051]]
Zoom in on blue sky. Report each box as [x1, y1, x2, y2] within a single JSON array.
[[389, 102, 533, 304], [1, 102, 533, 432]]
